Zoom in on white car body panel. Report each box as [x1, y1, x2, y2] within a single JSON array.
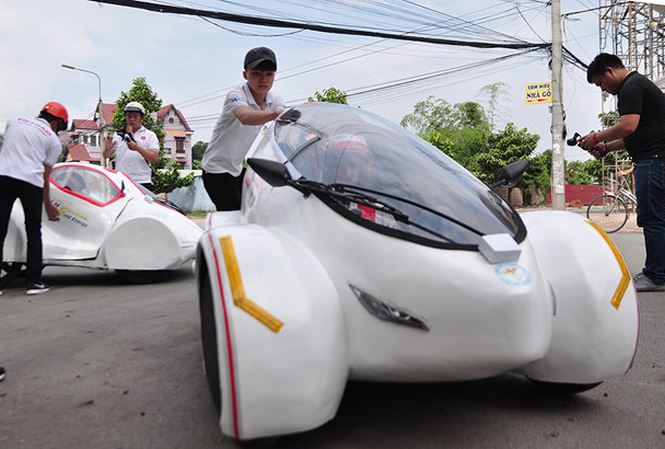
[[196, 103, 639, 440], [5, 162, 202, 272]]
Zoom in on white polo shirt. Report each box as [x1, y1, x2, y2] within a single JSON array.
[[202, 83, 284, 176], [0, 117, 61, 188], [110, 125, 159, 184]]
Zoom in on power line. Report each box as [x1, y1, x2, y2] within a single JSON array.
[[173, 3, 546, 109], [90, 0, 549, 50]]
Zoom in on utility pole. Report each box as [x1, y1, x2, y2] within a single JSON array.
[[97, 99, 107, 168], [61, 64, 107, 167], [550, 0, 565, 210]]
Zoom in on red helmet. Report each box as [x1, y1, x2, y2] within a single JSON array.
[[41, 101, 69, 123]]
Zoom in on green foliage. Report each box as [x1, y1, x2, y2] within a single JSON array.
[[598, 111, 619, 128], [401, 96, 458, 135], [475, 123, 540, 183], [58, 143, 69, 163], [151, 149, 195, 194], [111, 77, 163, 141], [523, 150, 551, 193], [192, 159, 202, 170], [151, 148, 194, 194], [424, 125, 489, 173], [565, 159, 601, 185], [401, 96, 549, 204], [308, 87, 348, 104], [192, 141, 208, 161], [478, 82, 509, 131]]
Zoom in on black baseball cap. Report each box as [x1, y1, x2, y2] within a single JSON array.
[[244, 47, 277, 71]]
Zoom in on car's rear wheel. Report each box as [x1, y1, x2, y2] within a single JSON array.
[[200, 272, 222, 413], [115, 269, 165, 284], [528, 378, 603, 395]]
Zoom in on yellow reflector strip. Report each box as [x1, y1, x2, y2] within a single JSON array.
[[586, 221, 631, 310], [220, 236, 284, 333]]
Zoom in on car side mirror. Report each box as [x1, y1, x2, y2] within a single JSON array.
[[247, 158, 292, 187], [490, 160, 530, 189]]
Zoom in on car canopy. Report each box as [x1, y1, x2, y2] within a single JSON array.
[[274, 103, 524, 247]]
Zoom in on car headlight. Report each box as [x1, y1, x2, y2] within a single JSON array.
[[349, 284, 429, 331]]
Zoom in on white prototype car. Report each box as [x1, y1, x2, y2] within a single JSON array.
[[195, 103, 639, 442], [2, 162, 202, 282]]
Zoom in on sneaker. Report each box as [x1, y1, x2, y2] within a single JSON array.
[[0, 367, 5, 382], [633, 273, 665, 292], [26, 281, 50, 295]]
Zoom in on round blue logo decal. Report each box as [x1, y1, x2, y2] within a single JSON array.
[[495, 263, 532, 286]]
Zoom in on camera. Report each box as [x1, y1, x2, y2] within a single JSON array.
[[116, 130, 136, 143]]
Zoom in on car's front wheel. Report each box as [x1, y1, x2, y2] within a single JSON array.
[[200, 272, 222, 413]]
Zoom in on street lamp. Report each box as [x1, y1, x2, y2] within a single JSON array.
[[61, 64, 108, 167]]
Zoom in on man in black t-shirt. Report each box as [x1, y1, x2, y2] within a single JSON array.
[[580, 53, 665, 292]]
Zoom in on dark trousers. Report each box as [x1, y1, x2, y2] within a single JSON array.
[[0, 176, 44, 284], [634, 159, 665, 284], [202, 169, 246, 211]]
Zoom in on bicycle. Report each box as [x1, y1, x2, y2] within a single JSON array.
[[585, 173, 637, 233]]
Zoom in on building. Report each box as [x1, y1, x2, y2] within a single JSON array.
[[64, 103, 194, 169], [157, 104, 194, 169]]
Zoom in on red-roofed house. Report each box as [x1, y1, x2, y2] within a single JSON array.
[[157, 104, 194, 168], [67, 143, 96, 162], [66, 102, 194, 168]]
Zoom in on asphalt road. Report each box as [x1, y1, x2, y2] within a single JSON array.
[[1, 232, 664, 449]]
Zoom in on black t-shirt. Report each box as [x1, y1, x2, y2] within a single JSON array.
[[618, 72, 665, 160]]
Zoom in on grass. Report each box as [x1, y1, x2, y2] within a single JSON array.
[[186, 209, 213, 219]]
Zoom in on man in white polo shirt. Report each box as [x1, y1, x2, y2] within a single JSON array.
[[0, 102, 65, 295], [202, 47, 285, 210], [104, 101, 159, 191]]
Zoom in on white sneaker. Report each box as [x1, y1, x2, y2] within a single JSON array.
[[26, 281, 50, 295]]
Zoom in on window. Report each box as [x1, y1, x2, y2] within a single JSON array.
[[175, 137, 184, 153], [90, 135, 97, 147], [52, 167, 121, 205]]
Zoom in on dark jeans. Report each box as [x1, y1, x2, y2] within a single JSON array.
[[634, 159, 665, 284], [202, 169, 246, 211], [0, 176, 44, 284]]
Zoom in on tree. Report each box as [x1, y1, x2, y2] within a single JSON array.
[[308, 87, 348, 104], [152, 149, 195, 194], [111, 77, 163, 140], [401, 96, 545, 203], [192, 141, 208, 161], [523, 150, 551, 194], [478, 82, 510, 131], [598, 111, 619, 128], [400, 96, 456, 135], [111, 77, 193, 194], [476, 122, 539, 183], [566, 159, 601, 185], [596, 110, 630, 168]]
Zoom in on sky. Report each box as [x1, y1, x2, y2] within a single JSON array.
[[0, 0, 610, 161]]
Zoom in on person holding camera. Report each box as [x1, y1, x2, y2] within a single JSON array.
[[201, 47, 284, 211], [0, 102, 65, 295], [580, 53, 665, 292], [104, 102, 159, 191]]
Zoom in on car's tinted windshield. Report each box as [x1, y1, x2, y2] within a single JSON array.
[[275, 103, 523, 246]]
